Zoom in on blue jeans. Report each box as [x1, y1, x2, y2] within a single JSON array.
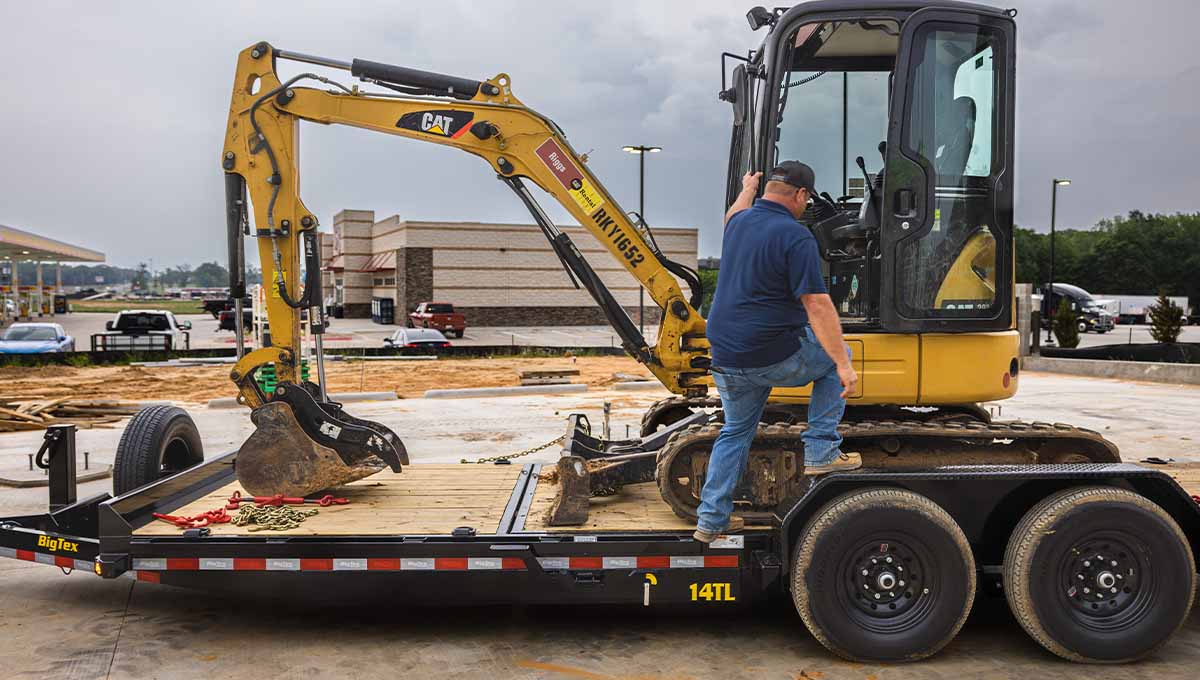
[[696, 327, 849, 533]]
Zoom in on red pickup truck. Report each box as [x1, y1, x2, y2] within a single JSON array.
[[407, 302, 466, 338]]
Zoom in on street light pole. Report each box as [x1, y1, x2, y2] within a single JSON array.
[[622, 144, 661, 335], [1045, 178, 1071, 344]]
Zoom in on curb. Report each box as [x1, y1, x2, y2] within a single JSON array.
[[0, 465, 113, 488], [424, 384, 589, 399], [207, 391, 399, 409], [609, 381, 666, 391], [1024, 356, 1200, 385]]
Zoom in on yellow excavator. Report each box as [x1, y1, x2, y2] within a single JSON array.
[[220, 2, 1118, 519]]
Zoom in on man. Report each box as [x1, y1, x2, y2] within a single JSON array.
[[694, 161, 861, 543]]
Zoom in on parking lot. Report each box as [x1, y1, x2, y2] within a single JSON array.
[[31, 311, 1200, 351]]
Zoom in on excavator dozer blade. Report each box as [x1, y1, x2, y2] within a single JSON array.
[[235, 383, 406, 497]]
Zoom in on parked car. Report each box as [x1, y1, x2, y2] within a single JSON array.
[[407, 302, 466, 338], [217, 309, 253, 332], [93, 310, 192, 351], [384, 328, 451, 349], [0, 323, 74, 353]]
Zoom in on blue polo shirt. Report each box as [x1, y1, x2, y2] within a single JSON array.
[[706, 198, 827, 368]]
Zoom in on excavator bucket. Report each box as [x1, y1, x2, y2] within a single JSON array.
[[236, 383, 407, 497]]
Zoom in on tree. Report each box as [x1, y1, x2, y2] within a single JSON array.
[[1052, 298, 1080, 348], [131, 262, 150, 291], [1147, 292, 1184, 344], [190, 261, 230, 288]]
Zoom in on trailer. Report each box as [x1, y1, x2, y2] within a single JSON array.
[[3, 414, 1199, 664]]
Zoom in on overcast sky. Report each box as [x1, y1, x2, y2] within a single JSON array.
[[1, 1, 1197, 268]]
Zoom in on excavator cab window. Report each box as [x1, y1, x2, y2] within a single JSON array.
[[764, 18, 901, 322]]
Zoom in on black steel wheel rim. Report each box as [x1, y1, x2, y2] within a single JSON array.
[[837, 533, 939, 633], [1055, 531, 1154, 631]]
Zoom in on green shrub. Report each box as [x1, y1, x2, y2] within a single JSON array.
[[1052, 298, 1080, 348], [1147, 292, 1184, 343]]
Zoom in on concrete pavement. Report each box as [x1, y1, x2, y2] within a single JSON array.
[[1, 373, 1199, 678]]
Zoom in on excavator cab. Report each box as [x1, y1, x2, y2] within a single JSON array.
[[726, 2, 1015, 334]]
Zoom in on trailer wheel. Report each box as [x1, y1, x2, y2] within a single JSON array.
[[1003, 486, 1195, 663], [791, 488, 975, 662], [113, 405, 204, 495]]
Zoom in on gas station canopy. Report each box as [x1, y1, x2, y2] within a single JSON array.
[[0, 224, 104, 263]]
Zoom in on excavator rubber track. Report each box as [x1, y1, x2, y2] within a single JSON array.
[[639, 395, 993, 437], [654, 418, 1121, 521]]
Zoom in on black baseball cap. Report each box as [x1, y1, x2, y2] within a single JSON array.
[[768, 161, 816, 193]]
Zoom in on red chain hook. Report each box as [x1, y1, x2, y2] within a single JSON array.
[[226, 491, 349, 510]]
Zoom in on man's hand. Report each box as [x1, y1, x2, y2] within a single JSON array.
[[837, 362, 858, 399], [741, 171, 762, 193], [725, 171, 763, 224]]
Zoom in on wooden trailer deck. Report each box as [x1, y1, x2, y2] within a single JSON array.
[[134, 462, 1200, 538]]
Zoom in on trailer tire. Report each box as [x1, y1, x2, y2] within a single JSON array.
[[113, 405, 204, 496], [791, 488, 975, 662], [1003, 486, 1195, 663]]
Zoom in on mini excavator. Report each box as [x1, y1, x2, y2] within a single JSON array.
[[221, 2, 1119, 523]]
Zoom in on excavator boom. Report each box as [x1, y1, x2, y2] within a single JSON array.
[[221, 42, 709, 494]]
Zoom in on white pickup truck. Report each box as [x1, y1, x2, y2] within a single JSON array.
[[91, 310, 192, 351]]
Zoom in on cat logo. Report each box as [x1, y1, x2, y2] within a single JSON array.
[[37, 534, 79, 553], [397, 109, 474, 139]]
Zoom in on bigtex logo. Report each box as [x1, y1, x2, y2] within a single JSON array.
[[37, 535, 79, 553]]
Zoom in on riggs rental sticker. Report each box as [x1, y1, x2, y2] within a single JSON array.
[[534, 138, 605, 213]]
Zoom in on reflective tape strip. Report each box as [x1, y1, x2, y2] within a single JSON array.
[[34, 552, 56, 566], [266, 558, 300, 571], [710, 536, 745, 550], [0, 547, 15, 560], [136, 570, 160, 584], [704, 555, 739, 569], [15, 549, 34, 562], [97, 554, 740, 574], [74, 559, 93, 572], [636, 556, 671, 569], [200, 558, 234, 570]]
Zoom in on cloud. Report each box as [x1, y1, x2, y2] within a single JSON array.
[[0, 0, 1197, 269]]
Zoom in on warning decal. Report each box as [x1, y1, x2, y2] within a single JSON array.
[[534, 138, 605, 214]]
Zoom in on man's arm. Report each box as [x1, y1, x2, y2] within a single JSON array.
[[801, 293, 859, 398], [724, 171, 762, 224]]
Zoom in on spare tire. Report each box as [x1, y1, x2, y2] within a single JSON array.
[[113, 405, 204, 495]]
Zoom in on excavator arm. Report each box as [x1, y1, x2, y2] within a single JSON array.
[[221, 42, 710, 495]]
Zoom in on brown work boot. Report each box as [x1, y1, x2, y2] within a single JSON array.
[[692, 516, 745, 543], [804, 451, 862, 475]]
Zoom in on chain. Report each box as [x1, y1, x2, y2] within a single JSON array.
[[460, 435, 565, 464], [233, 505, 319, 532]]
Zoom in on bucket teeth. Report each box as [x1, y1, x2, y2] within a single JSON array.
[[237, 401, 387, 497]]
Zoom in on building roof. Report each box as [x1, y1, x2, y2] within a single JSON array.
[[0, 224, 104, 263]]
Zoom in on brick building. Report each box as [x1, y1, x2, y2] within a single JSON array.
[[321, 209, 698, 325]]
